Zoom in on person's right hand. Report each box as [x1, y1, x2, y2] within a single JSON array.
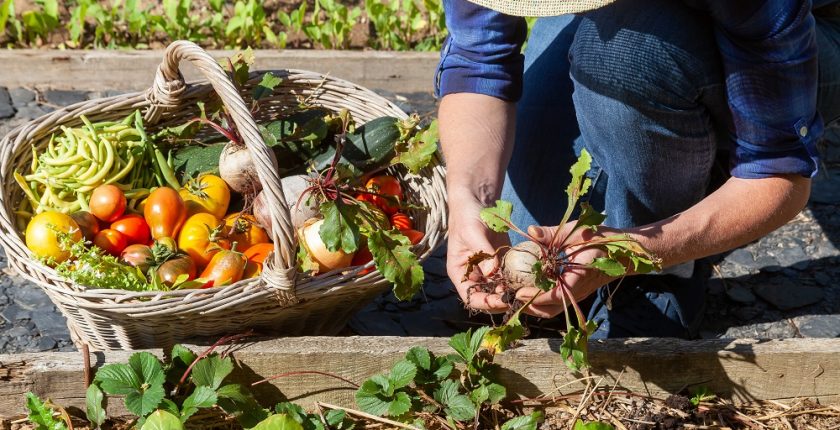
[[446, 197, 511, 314]]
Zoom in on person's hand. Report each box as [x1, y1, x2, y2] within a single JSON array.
[[446, 197, 511, 313], [513, 223, 621, 319]]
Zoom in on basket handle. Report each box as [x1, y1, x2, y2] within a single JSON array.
[[149, 41, 297, 292]]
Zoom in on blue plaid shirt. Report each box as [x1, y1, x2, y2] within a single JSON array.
[[436, 0, 833, 179]]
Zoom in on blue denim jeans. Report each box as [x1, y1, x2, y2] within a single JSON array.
[[500, 1, 840, 338]]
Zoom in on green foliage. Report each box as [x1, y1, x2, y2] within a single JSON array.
[[25, 392, 68, 430], [3, 0, 450, 51], [95, 352, 166, 417], [367, 228, 424, 300], [391, 119, 439, 174], [502, 411, 544, 430], [141, 410, 185, 430], [480, 200, 514, 233], [559, 320, 599, 372], [574, 420, 614, 430], [85, 384, 106, 428], [690, 386, 716, 406], [252, 72, 282, 101], [319, 200, 361, 254], [252, 414, 305, 430]]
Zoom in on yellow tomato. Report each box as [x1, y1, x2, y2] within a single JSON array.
[[179, 174, 231, 219], [25, 212, 82, 263], [177, 213, 230, 268], [223, 213, 270, 251]]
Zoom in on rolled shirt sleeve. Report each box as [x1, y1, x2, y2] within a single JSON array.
[[689, 0, 822, 178], [435, 0, 528, 101]]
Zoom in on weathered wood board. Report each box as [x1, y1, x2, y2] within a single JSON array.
[[0, 337, 838, 418], [0, 49, 440, 93]]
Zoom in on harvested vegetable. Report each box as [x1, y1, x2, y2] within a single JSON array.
[[155, 254, 197, 287], [14, 111, 177, 217], [390, 212, 413, 231], [25, 212, 82, 263], [299, 218, 355, 272], [53, 232, 150, 291], [362, 175, 403, 215], [144, 187, 187, 240], [219, 142, 260, 195], [500, 241, 541, 291], [223, 213, 269, 251], [199, 247, 247, 288], [93, 229, 129, 257], [70, 211, 100, 242], [89, 185, 126, 222], [254, 174, 319, 234], [178, 213, 229, 268], [180, 174, 230, 219], [120, 244, 155, 273], [110, 214, 151, 245]]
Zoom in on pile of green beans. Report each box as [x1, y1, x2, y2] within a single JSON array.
[[14, 111, 180, 219]]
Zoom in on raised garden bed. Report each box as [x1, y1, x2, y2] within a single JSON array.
[[1, 337, 839, 428]]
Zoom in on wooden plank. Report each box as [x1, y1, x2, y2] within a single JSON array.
[[0, 337, 838, 418], [0, 49, 440, 93]]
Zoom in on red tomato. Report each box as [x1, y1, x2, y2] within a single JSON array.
[[70, 211, 101, 242], [200, 249, 247, 288], [364, 175, 402, 215], [111, 214, 151, 245], [402, 229, 424, 245], [93, 229, 129, 256], [390, 212, 413, 231], [144, 187, 187, 240], [89, 185, 127, 222]]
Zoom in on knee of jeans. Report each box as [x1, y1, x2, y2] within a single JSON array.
[[568, 0, 722, 110]]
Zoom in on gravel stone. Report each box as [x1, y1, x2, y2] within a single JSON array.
[[726, 249, 756, 269], [14, 285, 51, 309], [792, 314, 840, 337], [0, 87, 14, 119], [1, 304, 31, 322], [774, 245, 809, 268], [8, 87, 35, 106], [14, 105, 49, 120], [722, 321, 797, 339], [754, 281, 825, 310], [44, 89, 88, 107]]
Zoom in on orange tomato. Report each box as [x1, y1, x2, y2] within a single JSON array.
[[223, 213, 269, 251], [144, 187, 187, 239], [364, 175, 402, 215], [390, 212, 413, 231], [89, 185, 126, 222], [351, 246, 374, 275], [241, 243, 274, 278], [200, 249, 247, 288]]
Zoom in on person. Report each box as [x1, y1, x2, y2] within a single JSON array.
[[436, 0, 840, 338]]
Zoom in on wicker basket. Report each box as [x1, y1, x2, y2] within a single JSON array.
[[0, 41, 448, 351]]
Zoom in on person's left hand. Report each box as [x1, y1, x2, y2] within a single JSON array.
[[512, 223, 622, 318]]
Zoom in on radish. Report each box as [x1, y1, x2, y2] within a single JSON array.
[[298, 218, 354, 272]]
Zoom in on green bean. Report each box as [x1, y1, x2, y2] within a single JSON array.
[[104, 153, 136, 185]]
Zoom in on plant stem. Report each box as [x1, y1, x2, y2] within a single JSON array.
[[178, 330, 254, 386], [317, 402, 424, 430]]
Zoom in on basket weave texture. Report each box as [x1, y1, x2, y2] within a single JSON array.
[[0, 41, 448, 351]]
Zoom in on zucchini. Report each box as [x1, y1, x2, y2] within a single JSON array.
[[315, 116, 401, 172]]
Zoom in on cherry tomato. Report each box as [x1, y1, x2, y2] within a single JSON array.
[[70, 211, 101, 242], [402, 229, 424, 245], [390, 212, 413, 231], [111, 214, 151, 245], [94, 229, 129, 256], [200, 249, 247, 288], [144, 187, 187, 240], [155, 255, 197, 287], [364, 175, 402, 215], [89, 185, 127, 222]]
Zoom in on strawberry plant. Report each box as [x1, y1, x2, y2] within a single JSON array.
[[470, 150, 662, 371], [20, 0, 58, 45]]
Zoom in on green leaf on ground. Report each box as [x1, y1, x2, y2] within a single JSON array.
[[319, 200, 360, 254], [367, 229, 423, 300], [217, 384, 269, 428], [574, 420, 614, 430], [501, 411, 544, 430], [389, 360, 418, 389], [85, 384, 106, 428], [95, 363, 141, 395], [141, 410, 184, 430], [690, 386, 716, 406], [480, 200, 513, 233], [180, 386, 217, 422], [449, 326, 490, 364], [252, 414, 304, 430], [25, 392, 67, 430]]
